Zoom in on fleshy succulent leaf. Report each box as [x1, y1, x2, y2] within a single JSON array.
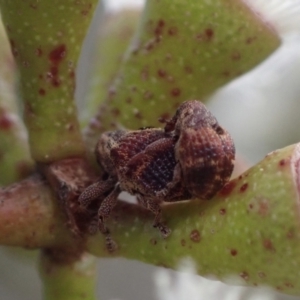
[[84, 0, 280, 152], [0, 0, 98, 162]]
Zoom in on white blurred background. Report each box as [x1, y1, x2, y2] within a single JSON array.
[[1, 0, 300, 299]]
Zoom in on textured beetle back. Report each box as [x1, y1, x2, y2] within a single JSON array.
[[176, 126, 234, 199], [169, 100, 235, 199]]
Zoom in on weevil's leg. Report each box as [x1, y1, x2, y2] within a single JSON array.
[[156, 162, 182, 198], [137, 196, 171, 238], [79, 176, 116, 208], [98, 184, 121, 252]]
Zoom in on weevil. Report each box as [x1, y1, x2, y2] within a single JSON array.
[[79, 100, 235, 251]]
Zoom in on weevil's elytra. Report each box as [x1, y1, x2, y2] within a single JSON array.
[[79, 100, 235, 251]]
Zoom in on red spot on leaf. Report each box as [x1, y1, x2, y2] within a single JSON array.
[[24, 102, 34, 117], [248, 197, 270, 216], [171, 88, 181, 97], [47, 66, 60, 87], [222, 71, 231, 77], [181, 239, 186, 246], [111, 108, 120, 116], [205, 28, 214, 40], [219, 180, 236, 197], [196, 28, 215, 42], [154, 19, 165, 36], [81, 3, 93, 17], [263, 239, 275, 252], [219, 208, 226, 215], [231, 51, 241, 61], [48, 44, 66, 88], [246, 36, 257, 44], [49, 44, 66, 64], [190, 229, 201, 243], [157, 69, 166, 78], [38, 88, 46, 96], [67, 124, 75, 131], [279, 159, 287, 167], [230, 249, 238, 256], [240, 183, 248, 192], [0, 112, 13, 130], [158, 19, 165, 27]]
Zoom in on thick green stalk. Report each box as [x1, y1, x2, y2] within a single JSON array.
[[40, 251, 97, 300], [0, 0, 98, 162], [1, 144, 300, 295], [85, 0, 280, 151], [87, 143, 300, 296], [0, 18, 34, 185]]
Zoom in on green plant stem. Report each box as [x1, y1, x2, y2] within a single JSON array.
[[0, 18, 34, 185], [1, 143, 300, 295], [0, 101, 34, 185], [0, 0, 98, 163], [40, 250, 97, 300], [84, 0, 280, 152]]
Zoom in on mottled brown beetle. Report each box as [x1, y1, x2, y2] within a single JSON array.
[[79, 100, 235, 251]]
